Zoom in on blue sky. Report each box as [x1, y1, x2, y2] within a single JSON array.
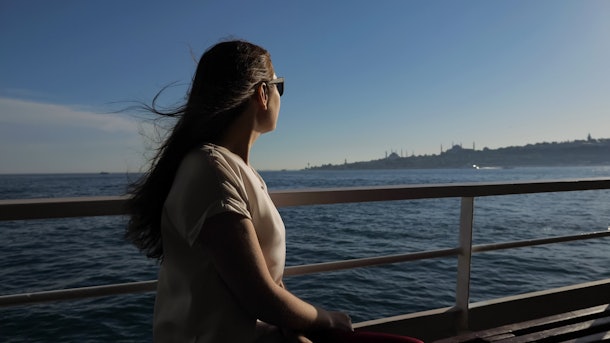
[[1, 1, 609, 173]]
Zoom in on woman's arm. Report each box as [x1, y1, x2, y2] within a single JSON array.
[[198, 212, 352, 332]]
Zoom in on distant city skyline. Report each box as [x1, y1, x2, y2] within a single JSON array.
[[1, 1, 609, 173], [320, 134, 609, 168]]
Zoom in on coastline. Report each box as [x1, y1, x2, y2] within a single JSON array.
[[309, 138, 610, 171]]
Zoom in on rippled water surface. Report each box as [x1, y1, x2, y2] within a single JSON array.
[[2, 167, 610, 342]]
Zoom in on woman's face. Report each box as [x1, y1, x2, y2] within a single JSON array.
[[257, 73, 282, 133]]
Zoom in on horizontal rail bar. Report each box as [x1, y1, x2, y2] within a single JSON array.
[[0, 280, 157, 307], [2, 230, 609, 308], [472, 230, 610, 253], [270, 178, 610, 207], [0, 195, 130, 221], [2, 178, 610, 220], [284, 248, 461, 276]]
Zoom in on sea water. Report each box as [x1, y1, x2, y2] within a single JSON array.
[[1, 167, 610, 342]]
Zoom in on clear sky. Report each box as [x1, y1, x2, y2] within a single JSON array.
[[1, 1, 609, 173]]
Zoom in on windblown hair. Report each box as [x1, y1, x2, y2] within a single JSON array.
[[126, 40, 275, 261]]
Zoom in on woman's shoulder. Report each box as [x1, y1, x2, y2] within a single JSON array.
[[169, 145, 242, 204], [182, 144, 225, 166], [196, 144, 248, 171], [178, 144, 244, 181]]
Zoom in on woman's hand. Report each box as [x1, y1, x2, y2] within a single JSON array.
[[318, 309, 353, 332], [282, 330, 313, 343], [330, 311, 353, 331], [294, 335, 313, 343]]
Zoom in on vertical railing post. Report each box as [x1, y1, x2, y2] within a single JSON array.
[[455, 196, 474, 332]]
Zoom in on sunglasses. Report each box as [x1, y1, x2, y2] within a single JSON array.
[[267, 77, 284, 96]]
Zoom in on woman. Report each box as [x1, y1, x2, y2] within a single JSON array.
[[126, 40, 422, 343]]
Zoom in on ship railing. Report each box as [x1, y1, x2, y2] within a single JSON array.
[[1, 177, 610, 336]]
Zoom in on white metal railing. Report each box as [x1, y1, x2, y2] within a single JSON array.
[[1, 177, 610, 331]]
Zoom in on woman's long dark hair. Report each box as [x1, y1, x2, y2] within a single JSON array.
[[126, 40, 275, 261]]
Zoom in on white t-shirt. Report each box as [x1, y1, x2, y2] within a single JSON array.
[[153, 144, 286, 343]]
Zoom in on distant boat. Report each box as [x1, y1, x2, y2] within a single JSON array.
[[472, 164, 503, 170], [99, 172, 109, 175]]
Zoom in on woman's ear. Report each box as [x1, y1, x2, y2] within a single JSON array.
[[256, 83, 269, 110]]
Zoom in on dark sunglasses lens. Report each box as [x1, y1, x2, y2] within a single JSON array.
[[276, 82, 284, 96]]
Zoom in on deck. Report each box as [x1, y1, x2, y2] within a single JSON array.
[[436, 303, 610, 342]]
